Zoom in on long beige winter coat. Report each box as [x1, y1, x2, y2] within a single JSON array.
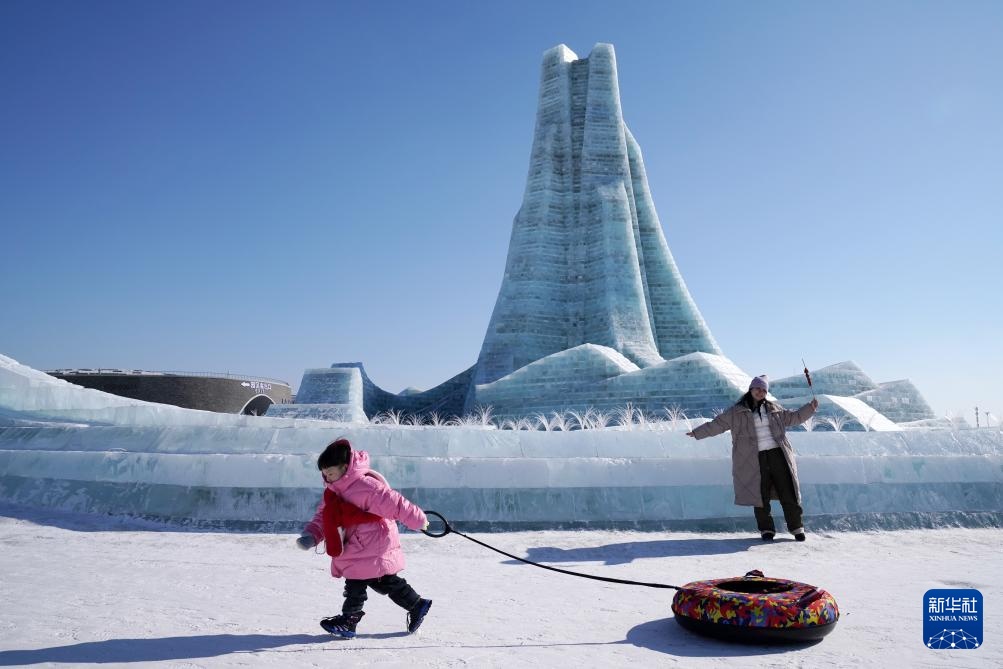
[[691, 401, 816, 506]]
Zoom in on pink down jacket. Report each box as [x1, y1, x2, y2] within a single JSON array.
[[303, 449, 427, 579]]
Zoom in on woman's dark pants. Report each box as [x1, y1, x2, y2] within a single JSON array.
[[754, 447, 803, 532]]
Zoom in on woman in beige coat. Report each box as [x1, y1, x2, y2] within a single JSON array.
[[687, 375, 818, 541]]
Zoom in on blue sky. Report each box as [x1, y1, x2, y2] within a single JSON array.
[[2, 1, 1000, 420]]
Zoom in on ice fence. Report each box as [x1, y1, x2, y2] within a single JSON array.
[[1, 354, 1000, 530]]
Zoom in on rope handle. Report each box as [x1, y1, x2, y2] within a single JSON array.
[[421, 511, 680, 590], [420, 510, 452, 538]]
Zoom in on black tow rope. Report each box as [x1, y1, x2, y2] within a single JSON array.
[[421, 511, 680, 591]]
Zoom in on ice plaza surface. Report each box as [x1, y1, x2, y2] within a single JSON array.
[[1, 353, 1000, 530], [271, 44, 939, 429], [2, 517, 1001, 668]]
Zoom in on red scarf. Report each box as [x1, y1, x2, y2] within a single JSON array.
[[322, 487, 383, 557]]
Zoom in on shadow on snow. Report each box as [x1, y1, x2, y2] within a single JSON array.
[[503, 536, 758, 566], [0, 633, 332, 666], [0, 621, 826, 664], [625, 617, 822, 657]]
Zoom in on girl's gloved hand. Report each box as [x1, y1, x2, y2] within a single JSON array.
[[296, 534, 318, 550]]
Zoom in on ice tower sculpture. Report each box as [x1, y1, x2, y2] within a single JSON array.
[[460, 44, 749, 418], [472, 44, 720, 387]]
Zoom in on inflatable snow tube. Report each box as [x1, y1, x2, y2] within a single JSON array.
[[671, 570, 839, 644]]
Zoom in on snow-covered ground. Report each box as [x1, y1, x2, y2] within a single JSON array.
[[1, 507, 1000, 668]]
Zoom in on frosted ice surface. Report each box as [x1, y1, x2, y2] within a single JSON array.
[[265, 403, 364, 423], [825, 395, 902, 431], [778, 394, 902, 431], [293, 368, 363, 406], [475, 347, 759, 420]]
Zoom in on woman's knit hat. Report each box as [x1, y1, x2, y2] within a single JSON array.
[[749, 375, 769, 392]]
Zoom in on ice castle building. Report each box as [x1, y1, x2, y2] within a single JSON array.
[[271, 44, 936, 428]]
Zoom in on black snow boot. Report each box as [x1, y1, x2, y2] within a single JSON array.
[[320, 611, 364, 638], [760, 531, 775, 541], [407, 599, 432, 634]]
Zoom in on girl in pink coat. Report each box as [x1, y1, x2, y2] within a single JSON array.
[[296, 438, 431, 638]]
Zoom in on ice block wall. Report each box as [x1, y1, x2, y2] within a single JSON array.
[[1, 422, 999, 531]]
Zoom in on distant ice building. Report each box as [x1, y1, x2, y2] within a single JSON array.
[[46, 368, 292, 416], [769, 362, 937, 425], [271, 44, 936, 429]]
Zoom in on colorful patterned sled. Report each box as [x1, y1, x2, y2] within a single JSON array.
[[671, 570, 839, 643]]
